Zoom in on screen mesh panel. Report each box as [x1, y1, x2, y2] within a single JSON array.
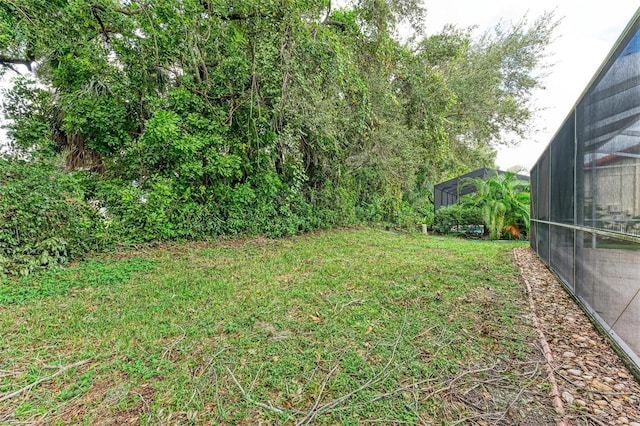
[[531, 12, 640, 368]]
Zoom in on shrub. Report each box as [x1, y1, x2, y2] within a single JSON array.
[[457, 172, 530, 240], [433, 203, 483, 235], [96, 176, 179, 243], [0, 159, 106, 276]]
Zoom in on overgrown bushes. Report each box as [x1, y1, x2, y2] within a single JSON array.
[[0, 1, 552, 275], [433, 203, 483, 235], [0, 159, 105, 276], [0, 157, 366, 276]]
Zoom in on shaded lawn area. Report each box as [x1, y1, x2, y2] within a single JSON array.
[[0, 229, 555, 424]]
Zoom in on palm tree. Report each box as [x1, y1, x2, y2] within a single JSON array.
[[458, 172, 530, 240]]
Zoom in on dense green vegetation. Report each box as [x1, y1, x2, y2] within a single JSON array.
[[433, 171, 530, 239], [458, 172, 530, 239], [1, 1, 555, 274], [0, 229, 557, 424], [432, 202, 483, 236]]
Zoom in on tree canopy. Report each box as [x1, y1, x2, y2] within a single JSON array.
[[0, 0, 557, 271]]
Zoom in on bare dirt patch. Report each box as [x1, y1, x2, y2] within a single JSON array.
[[91, 383, 156, 426]]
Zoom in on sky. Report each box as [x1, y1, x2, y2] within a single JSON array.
[[2, 2, 640, 170], [421, 1, 640, 172]]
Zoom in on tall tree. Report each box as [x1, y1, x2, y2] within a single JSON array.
[[1, 0, 556, 234]]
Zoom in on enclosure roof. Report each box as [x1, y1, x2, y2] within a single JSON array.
[[434, 168, 529, 196]]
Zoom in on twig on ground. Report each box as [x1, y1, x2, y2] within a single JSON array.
[[295, 314, 407, 424], [363, 378, 434, 405], [211, 346, 230, 360], [555, 371, 633, 397], [578, 413, 609, 426], [0, 359, 91, 403], [454, 393, 486, 412], [162, 324, 186, 360], [493, 383, 527, 424], [213, 369, 226, 421], [136, 389, 151, 422], [416, 324, 440, 338], [421, 362, 498, 402], [249, 364, 263, 394], [296, 364, 339, 426], [449, 412, 503, 425], [225, 366, 287, 415], [403, 401, 428, 425], [520, 361, 541, 379], [340, 299, 366, 311], [188, 347, 230, 406]]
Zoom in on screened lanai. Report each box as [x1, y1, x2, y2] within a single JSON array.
[[530, 7, 640, 369], [434, 168, 529, 211]]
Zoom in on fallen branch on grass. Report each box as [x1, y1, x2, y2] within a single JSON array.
[[225, 366, 288, 416], [295, 315, 407, 425], [216, 315, 409, 425], [420, 362, 498, 402], [295, 364, 339, 426], [340, 299, 366, 311], [161, 324, 186, 360], [364, 378, 434, 405], [345, 358, 544, 422], [188, 346, 230, 406], [0, 370, 22, 379], [0, 359, 91, 403]]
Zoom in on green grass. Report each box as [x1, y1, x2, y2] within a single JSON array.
[[0, 229, 553, 424], [0, 258, 157, 304]]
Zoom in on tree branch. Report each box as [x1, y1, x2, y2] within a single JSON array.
[[0, 359, 91, 403], [91, 7, 110, 42], [324, 19, 347, 30], [0, 55, 33, 72], [91, 3, 147, 16], [323, 0, 332, 23], [217, 12, 270, 21]]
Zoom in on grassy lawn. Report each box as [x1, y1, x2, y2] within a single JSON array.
[[0, 229, 554, 425]]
